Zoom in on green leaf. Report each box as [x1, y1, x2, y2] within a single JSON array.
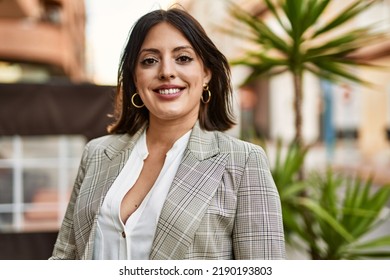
[[280, 181, 307, 200], [303, 0, 331, 36], [339, 178, 390, 239], [229, 3, 291, 54], [299, 197, 354, 242], [349, 252, 390, 259], [313, 0, 374, 38], [282, 0, 303, 41], [264, 0, 289, 33], [309, 60, 368, 85], [306, 27, 384, 59], [353, 236, 390, 250]]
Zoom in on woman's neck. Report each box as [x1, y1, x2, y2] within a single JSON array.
[[146, 118, 195, 151]]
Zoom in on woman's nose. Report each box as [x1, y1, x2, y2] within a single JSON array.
[[159, 59, 176, 80]]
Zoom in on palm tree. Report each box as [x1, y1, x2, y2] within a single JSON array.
[[227, 0, 390, 259], [228, 0, 386, 146]]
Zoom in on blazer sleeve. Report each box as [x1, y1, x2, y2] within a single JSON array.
[[49, 143, 90, 260], [232, 146, 286, 259]]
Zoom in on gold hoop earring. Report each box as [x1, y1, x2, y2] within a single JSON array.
[[201, 84, 211, 104], [131, 93, 145, 108]]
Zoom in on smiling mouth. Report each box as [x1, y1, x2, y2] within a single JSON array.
[[157, 88, 182, 95]]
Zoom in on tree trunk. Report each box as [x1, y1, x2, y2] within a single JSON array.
[[292, 71, 321, 259], [293, 72, 303, 146]]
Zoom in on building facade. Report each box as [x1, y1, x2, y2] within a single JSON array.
[[0, 0, 86, 82]]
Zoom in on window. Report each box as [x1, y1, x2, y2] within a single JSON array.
[[41, 0, 62, 24], [0, 135, 85, 233]]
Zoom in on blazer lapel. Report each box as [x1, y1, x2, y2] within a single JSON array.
[[150, 123, 229, 259], [98, 127, 145, 205], [80, 129, 144, 259]]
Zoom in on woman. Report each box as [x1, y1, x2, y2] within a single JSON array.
[[50, 7, 285, 260]]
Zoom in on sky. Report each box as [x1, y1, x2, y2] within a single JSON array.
[[85, 0, 173, 85]]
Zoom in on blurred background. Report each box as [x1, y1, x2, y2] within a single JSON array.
[[0, 0, 389, 259]]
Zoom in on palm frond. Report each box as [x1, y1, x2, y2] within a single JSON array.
[[264, 0, 289, 33], [348, 251, 390, 259], [312, 0, 376, 38], [302, 0, 331, 36], [229, 2, 291, 54], [304, 170, 390, 259], [307, 59, 369, 85], [306, 27, 386, 59], [352, 235, 390, 251], [282, 0, 331, 41], [299, 197, 354, 243]]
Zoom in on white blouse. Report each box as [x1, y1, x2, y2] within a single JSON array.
[[93, 129, 191, 259]]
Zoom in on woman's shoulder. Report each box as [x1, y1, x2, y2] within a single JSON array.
[[212, 132, 273, 173], [214, 131, 266, 156], [84, 133, 132, 155], [86, 134, 124, 147]]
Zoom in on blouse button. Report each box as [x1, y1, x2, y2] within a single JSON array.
[[121, 231, 126, 238]]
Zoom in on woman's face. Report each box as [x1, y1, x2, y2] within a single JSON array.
[[134, 22, 211, 126]]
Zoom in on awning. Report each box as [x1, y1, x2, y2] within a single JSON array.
[[0, 82, 115, 140]]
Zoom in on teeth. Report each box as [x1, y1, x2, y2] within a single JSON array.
[[158, 88, 180, 95]]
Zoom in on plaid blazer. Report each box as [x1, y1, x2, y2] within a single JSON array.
[[50, 122, 285, 260]]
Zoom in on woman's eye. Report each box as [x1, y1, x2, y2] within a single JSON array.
[[176, 55, 193, 63], [141, 58, 158, 65]]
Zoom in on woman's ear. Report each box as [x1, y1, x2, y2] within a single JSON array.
[[203, 67, 212, 85]]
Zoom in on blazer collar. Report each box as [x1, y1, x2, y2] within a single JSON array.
[[187, 121, 220, 161], [103, 126, 145, 160]]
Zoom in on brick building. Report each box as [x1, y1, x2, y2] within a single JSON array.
[[0, 0, 86, 82], [0, 1, 115, 260]]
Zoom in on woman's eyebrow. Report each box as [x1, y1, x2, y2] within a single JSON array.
[[139, 48, 160, 55], [139, 45, 194, 55], [172, 45, 194, 52]]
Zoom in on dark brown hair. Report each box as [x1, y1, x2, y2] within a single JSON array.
[[107, 7, 236, 135]]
